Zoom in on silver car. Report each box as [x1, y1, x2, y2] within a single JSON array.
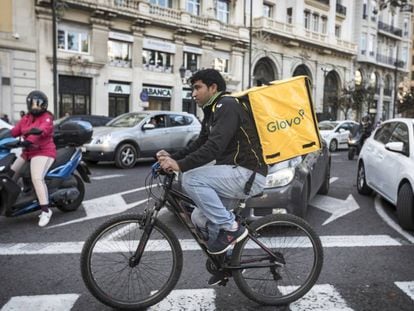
[[82, 111, 201, 168]]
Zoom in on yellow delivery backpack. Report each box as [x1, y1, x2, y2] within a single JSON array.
[[231, 75, 321, 165]]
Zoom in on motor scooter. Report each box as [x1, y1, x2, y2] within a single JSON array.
[[347, 124, 370, 160], [0, 121, 92, 217]]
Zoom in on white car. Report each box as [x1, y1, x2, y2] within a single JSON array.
[[357, 118, 414, 230], [0, 119, 12, 129], [318, 120, 359, 152]]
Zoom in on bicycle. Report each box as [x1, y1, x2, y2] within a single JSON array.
[[80, 163, 323, 309]]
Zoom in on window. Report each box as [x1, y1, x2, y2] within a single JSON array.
[[312, 13, 319, 32], [108, 40, 132, 67], [403, 17, 409, 37], [286, 7, 293, 24], [58, 26, 89, 53], [335, 24, 341, 38], [213, 51, 229, 73], [370, 0, 377, 21], [374, 122, 396, 144], [304, 11, 311, 30], [149, 0, 172, 7], [363, 0, 367, 19], [321, 16, 327, 34], [369, 34, 376, 56], [142, 49, 173, 73], [169, 114, 192, 127], [361, 33, 367, 54], [263, 3, 273, 18], [217, 0, 230, 23], [183, 52, 200, 72], [186, 0, 200, 15]]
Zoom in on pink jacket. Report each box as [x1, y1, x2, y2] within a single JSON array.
[[11, 112, 57, 160]]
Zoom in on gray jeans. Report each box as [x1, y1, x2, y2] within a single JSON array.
[[181, 165, 266, 241]]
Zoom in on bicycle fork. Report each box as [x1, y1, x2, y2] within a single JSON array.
[[129, 211, 158, 267]]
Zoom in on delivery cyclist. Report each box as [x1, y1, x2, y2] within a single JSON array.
[[157, 69, 267, 255]]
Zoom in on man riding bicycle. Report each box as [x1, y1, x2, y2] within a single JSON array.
[[157, 69, 267, 256]]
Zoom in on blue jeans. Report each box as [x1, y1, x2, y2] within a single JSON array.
[[181, 165, 266, 241]]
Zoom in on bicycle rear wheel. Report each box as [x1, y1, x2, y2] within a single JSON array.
[[232, 214, 323, 306], [80, 214, 183, 310]]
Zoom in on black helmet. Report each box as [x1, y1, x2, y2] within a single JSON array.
[[26, 90, 48, 116], [361, 115, 371, 128]]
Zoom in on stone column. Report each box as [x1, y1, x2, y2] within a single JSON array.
[[172, 33, 185, 112], [131, 25, 145, 111]]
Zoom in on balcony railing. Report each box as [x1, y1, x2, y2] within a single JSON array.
[[376, 53, 406, 68], [336, 3, 347, 16], [316, 0, 329, 5], [378, 21, 403, 37]]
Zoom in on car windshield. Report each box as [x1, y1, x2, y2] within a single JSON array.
[[318, 122, 339, 131], [106, 113, 148, 127]]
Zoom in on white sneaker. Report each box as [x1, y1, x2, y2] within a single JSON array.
[[38, 210, 53, 227]]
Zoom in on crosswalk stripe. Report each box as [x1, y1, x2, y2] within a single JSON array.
[[0, 294, 79, 311], [283, 284, 354, 311], [90, 174, 124, 180], [395, 281, 414, 301], [0, 235, 402, 255], [149, 289, 216, 311]]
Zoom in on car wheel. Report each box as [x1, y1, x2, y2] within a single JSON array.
[[115, 143, 138, 169], [397, 183, 414, 230], [329, 139, 338, 152], [317, 162, 330, 195], [357, 162, 372, 195]]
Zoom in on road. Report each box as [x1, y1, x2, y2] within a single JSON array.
[[0, 152, 413, 310]]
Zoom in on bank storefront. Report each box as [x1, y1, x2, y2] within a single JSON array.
[[108, 81, 130, 117], [142, 85, 172, 110]]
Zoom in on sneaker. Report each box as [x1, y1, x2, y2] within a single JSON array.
[[207, 224, 248, 255], [38, 210, 53, 227], [208, 272, 227, 286]]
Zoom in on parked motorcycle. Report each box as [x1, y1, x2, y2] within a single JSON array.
[[0, 121, 92, 217]]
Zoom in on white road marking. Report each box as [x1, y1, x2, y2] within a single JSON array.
[[0, 294, 79, 311], [330, 177, 339, 183], [47, 185, 156, 229], [90, 174, 124, 180], [374, 196, 414, 244], [310, 194, 360, 225], [395, 281, 414, 301], [0, 235, 401, 255], [282, 284, 353, 311], [149, 289, 216, 311]]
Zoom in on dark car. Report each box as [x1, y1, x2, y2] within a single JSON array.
[[54, 115, 113, 128], [243, 140, 331, 220]]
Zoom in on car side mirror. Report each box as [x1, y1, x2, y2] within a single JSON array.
[[385, 141, 405, 154], [143, 123, 156, 130]]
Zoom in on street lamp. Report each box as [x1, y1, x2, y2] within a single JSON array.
[[179, 65, 186, 84]]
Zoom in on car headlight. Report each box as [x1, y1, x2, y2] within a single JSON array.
[[265, 167, 295, 188], [94, 134, 112, 144]]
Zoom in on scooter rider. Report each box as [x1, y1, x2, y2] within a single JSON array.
[[360, 115, 373, 144], [10, 90, 56, 227]]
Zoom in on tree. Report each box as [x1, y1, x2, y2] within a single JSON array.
[[336, 82, 375, 119], [397, 81, 414, 117]]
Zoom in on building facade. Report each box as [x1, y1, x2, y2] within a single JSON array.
[[5, 0, 408, 123]]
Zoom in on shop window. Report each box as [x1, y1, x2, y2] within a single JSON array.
[[187, 0, 200, 15], [108, 40, 132, 67], [142, 49, 173, 73], [217, 0, 229, 23], [58, 26, 89, 53]]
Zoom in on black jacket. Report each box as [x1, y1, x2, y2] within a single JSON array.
[[172, 94, 268, 177]]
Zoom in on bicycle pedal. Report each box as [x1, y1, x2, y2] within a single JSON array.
[[218, 278, 229, 286]]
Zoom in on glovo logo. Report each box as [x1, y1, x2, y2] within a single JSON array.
[[266, 109, 305, 133]]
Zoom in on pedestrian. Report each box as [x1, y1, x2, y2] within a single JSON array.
[[19, 110, 26, 119], [1, 113, 10, 124], [156, 69, 267, 285], [10, 90, 56, 227]]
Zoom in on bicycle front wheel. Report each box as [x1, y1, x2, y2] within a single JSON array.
[[80, 214, 183, 310], [232, 214, 323, 306]]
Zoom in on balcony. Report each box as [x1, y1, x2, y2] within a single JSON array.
[[253, 17, 356, 55], [336, 3, 347, 16], [39, 0, 247, 42], [378, 21, 403, 37], [316, 0, 329, 5], [376, 53, 406, 68]]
